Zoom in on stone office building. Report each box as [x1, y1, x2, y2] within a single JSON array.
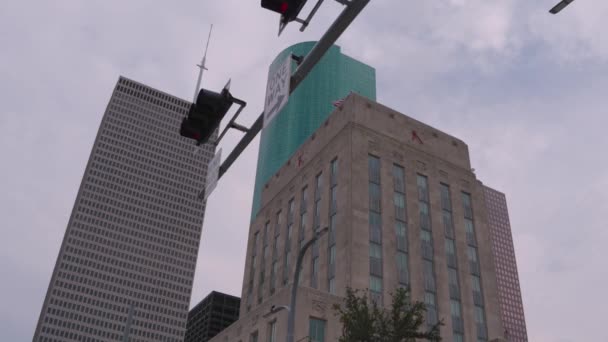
[[210, 94, 510, 342]]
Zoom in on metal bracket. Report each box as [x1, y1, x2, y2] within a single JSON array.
[[214, 97, 247, 146]]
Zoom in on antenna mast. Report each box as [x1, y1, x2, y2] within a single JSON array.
[[193, 24, 214, 102]]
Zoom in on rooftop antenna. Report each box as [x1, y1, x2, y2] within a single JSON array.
[[192, 24, 214, 155], [193, 24, 214, 102]]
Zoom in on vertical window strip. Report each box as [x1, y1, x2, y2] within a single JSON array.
[[258, 222, 270, 304], [462, 192, 487, 341], [328, 159, 338, 294], [418, 174, 437, 327], [394, 165, 409, 288], [311, 173, 322, 289], [441, 184, 464, 338], [283, 199, 294, 285], [247, 232, 259, 310], [368, 155, 382, 305], [270, 212, 281, 293], [298, 187, 307, 286]]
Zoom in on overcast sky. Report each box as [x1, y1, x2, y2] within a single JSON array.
[[2, 0, 607, 341]]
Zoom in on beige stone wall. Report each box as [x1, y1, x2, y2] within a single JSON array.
[[212, 94, 504, 342]]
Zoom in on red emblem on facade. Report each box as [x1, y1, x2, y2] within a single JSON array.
[[412, 130, 423, 144]]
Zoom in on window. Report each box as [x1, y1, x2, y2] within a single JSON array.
[[393, 165, 405, 193], [309, 318, 326, 342], [450, 300, 462, 317], [440, 183, 451, 211], [421, 230, 433, 260], [370, 276, 382, 292], [369, 212, 382, 243], [369, 183, 381, 212], [423, 260, 435, 291], [369, 243, 382, 276], [330, 159, 338, 186], [267, 322, 276, 342], [417, 175, 429, 202], [424, 292, 438, 325], [396, 251, 409, 285], [394, 193, 406, 220], [368, 156, 380, 183], [395, 221, 407, 251]]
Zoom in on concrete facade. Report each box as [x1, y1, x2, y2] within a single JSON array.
[[33, 77, 213, 342], [210, 94, 506, 342]]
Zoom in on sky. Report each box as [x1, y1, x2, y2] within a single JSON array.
[[1, 0, 607, 341]]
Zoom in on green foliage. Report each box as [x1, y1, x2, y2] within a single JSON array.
[[333, 287, 443, 342]]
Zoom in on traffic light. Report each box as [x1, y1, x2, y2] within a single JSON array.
[[261, 0, 307, 24], [180, 86, 234, 145]]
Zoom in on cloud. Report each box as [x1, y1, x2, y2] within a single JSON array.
[[1, 0, 607, 341]]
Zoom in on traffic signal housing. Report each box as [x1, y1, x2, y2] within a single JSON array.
[[180, 87, 234, 145], [261, 0, 307, 25]]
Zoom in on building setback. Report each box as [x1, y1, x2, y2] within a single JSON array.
[[483, 186, 528, 341], [33, 76, 213, 342], [185, 291, 240, 342], [208, 94, 509, 342]]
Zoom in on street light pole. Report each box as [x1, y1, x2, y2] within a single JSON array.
[[286, 226, 328, 342], [549, 0, 575, 14]]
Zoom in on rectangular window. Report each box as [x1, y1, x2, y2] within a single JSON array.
[[250, 331, 258, 342], [309, 318, 326, 342], [330, 159, 338, 186], [465, 219, 476, 246], [369, 212, 382, 243], [311, 256, 319, 288], [301, 187, 308, 213], [368, 156, 381, 183], [394, 193, 406, 221], [369, 243, 383, 276], [396, 251, 409, 285], [462, 192, 473, 219], [369, 183, 381, 212], [370, 275, 382, 292], [395, 221, 407, 252], [448, 267, 460, 299], [267, 322, 276, 342], [417, 175, 429, 202], [393, 164, 405, 193], [451, 299, 464, 333], [421, 230, 433, 260], [423, 260, 436, 291], [443, 211, 454, 238], [424, 291, 438, 325], [440, 183, 452, 212], [315, 173, 323, 200]]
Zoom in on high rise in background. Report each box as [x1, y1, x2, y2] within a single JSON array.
[[483, 186, 528, 341], [251, 41, 376, 220], [209, 94, 512, 342], [33, 77, 213, 342], [185, 291, 240, 342]]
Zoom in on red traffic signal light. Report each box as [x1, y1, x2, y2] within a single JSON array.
[[261, 0, 307, 24], [180, 87, 234, 145]]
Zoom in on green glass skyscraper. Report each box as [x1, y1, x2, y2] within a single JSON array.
[[251, 42, 376, 218]]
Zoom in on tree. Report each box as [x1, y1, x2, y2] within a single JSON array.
[[333, 287, 443, 342]]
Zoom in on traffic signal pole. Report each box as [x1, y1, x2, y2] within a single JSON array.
[[218, 0, 370, 179]]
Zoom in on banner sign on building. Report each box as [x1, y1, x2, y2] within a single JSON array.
[[204, 148, 222, 201], [263, 54, 291, 128]]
